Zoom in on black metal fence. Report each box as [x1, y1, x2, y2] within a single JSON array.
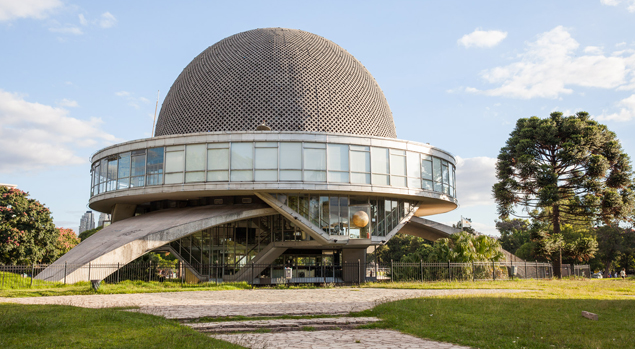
[[0, 260, 589, 289], [369, 261, 557, 282]]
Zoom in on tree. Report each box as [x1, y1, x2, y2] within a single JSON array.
[[496, 218, 531, 254], [78, 226, 103, 241], [594, 224, 635, 274], [374, 233, 431, 263], [52, 228, 80, 261], [427, 231, 504, 263], [0, 186, 59, 264], [493, 111, 634, 277]]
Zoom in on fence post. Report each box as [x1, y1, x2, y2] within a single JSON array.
[[251, 262, 254, 288], [88, 262, 91, 281], [390, 259, 393, 283], [1, 264, 4, 287], [375, 260, 378, 282], [492, 260, 495, 281], [420, 260, 423, 282], [447, 261, 451, 281], [148, 261, 152, 282], [525, 260, 527, 279], [181, 262, 184, 284], [64, 262, 67, 285], [358, 259, 361, 285], [30, 263, 34, 287], [472, 261, 475, 282], [511, 259, 514, 280]]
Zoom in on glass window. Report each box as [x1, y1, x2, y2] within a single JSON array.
[[280, 170, 302, 181], [371, 147, 389, 174], [351, 172, 371, 184], [434, 181, 443, 192], [351, 150, 370, 172], [185, 172, 205, 183], [304, 170, 326, 182], [372, 174, 389, 186], [186, 144, 206, 171], [208, 148, 229, 170], [390, 154, 406, 176], [147, 147, 164, 186], [407, 152, 420, 178], [100, 159, 107, 193], [118, 152, 131, 179], [442, 164, 449, 184], [328, 144, 349, 171], [166, 150, 184, 173], [280, 143, 301, 169], [231, 170, 253, 181], [329, 197, 339, 235], [391, 176, 407, 187], [255, 170, 277, 181], [339, 196, 349, 236], [422, 179, 433, 191], [433, 157, 442, 183], [165, 172, 183, 184], [304, 148, 326, 170], [328, 171, 349, 183], [255, 147, 278, 169], [231, 143, 253, 170], [107, 158, 117, 191], [131, 150, 146, 177], [208, 171, 229, 182], [422, 159, 432, 180]]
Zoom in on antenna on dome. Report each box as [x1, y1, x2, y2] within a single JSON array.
[[151, 90, 160, 137]]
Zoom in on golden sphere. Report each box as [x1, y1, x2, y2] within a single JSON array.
[[351, 211, 369, 228]]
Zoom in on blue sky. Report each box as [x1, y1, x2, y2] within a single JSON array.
[[1, 0, 635, 235]]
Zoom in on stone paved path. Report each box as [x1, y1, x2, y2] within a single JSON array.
[[213, 329, 472, 349], [0, 288, 526, 319], [186, 316, 380, 333]]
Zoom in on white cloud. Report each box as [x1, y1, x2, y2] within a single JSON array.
[[458, 29, 507, 48], [466, 26, 635, 99], [455, 156, 497, 207], [48, 25, 83, 35], [583, 46, 604, 55], [115, 91, 150, 109], [601, 0, 635, 12], [0, 0, 62, 21], [98, 12, 116, 28], [0, 89, 117, 173], [58, 98, 78, 107], [597, 94, 635, 121], [78, 13, 87, 25]]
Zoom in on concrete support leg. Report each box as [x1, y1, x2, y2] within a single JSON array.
[[111, 204, 137, 224]]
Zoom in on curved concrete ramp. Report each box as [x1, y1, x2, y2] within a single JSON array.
[[39, 204, 276, 283], [399, 216, 461, 241]]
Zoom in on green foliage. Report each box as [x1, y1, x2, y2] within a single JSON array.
[[55, 227, 79, 256], [373, 233, 432, 263], [0, 186, 59, 265], [496, 218, 531, 254], [515, 242, 539, 261], [78, 226, 103, 241], [592, 225, 635, 274], [493, 111, 634, 276], [427, 231, 504, 263]]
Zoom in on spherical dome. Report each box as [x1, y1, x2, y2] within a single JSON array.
[[154, 28, 397, 138]]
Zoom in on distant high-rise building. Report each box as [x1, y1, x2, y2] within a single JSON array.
[[79, 211, 95, 233], [98, 213, 111, 227]]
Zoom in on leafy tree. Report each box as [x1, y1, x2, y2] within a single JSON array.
[[78, 226, 103, 241], [427, 232, 504, 263], [373, 233, 431, 263], [52, 228, 80, 261], [594, 224, 635, 274], [515, 242, 540, 261], [496, 218, 531, 254], [0, 186, 59, 264], [493, 111, 634, 276]]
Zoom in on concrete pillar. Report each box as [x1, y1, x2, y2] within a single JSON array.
[[111, 204, 137, 224]]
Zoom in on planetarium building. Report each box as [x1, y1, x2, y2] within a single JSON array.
[[45, 28, 459, 284]]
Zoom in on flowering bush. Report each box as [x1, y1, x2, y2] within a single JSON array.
[[56, 227, 80, 255], [0, 186, 59, 264]]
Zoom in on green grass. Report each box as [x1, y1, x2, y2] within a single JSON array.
[[0, 304, 243, 349], [0, 279, 252, 298], [353, 279, 635, 349]]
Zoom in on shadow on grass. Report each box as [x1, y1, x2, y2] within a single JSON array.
[[0, 304, 243, 349], [353, 297, 635, 349]]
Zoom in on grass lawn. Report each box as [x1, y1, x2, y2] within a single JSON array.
[[0, 279, 251, 298], [0, 303, 243, 349], [355, 279, 635, 349]]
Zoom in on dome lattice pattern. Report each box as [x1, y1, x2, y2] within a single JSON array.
[[154, 28, 397, 138]]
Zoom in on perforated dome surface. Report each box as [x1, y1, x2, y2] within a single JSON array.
[[154, 28, 397, 138]]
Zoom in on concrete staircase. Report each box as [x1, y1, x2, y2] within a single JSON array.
[[224, 242, 287, 282]]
